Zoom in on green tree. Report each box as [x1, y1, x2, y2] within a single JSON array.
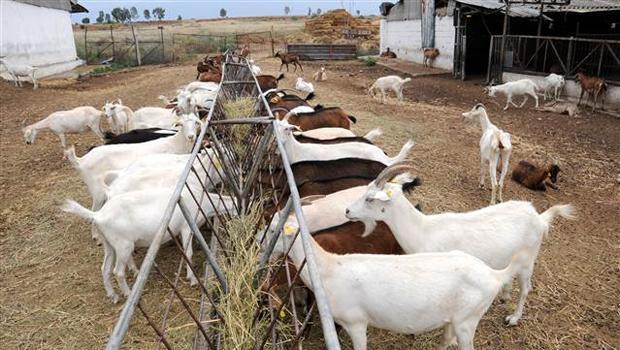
[[81, 17, 90, 24], [177, 15, 182, 20], [130, 6, 139, 21], [219, 8, 227, 17], [143, 9, 151, 20], [105, 13, 112, 23], [284, 6, 290, 15], [96, 10, 104, 23], [356, 10, 361, 16], [308, 7, 311, 16], [111, 7, 123, 22], [316, 8, 322, 15], [152, 7, 166, 20]]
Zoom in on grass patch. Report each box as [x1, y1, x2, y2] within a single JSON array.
[[359, 56, 378, 66]]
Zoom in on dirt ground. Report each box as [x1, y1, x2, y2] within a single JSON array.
[[1, 56, 618, 350]]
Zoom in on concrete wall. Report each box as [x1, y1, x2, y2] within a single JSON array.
[[380, 15, 455, 70], [503, 72, 620, 110], [0, 0, 82, 79]]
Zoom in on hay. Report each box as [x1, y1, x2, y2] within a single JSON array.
[[223, 97, 255, 118], [216, 205, 267, 349]]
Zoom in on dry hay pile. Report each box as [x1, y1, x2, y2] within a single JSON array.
[[287, 9, 379, 51]]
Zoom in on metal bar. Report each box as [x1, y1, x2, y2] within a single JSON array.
[[495, 34, 620, 45], [221, 81, 256, 85], [137, 302, 174, 350], [178, 199, 228, 292], [486, 36, 494, 84], [597, 43, 605, 76], [210, 117, 273, 125], [272, 122, 341, 350]]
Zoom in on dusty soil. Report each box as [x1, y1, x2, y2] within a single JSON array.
[[1, 57, 618, 350]]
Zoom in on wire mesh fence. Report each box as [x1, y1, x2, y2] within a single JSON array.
[[488, 35, 620, 84], [105, 54, 341, 350]]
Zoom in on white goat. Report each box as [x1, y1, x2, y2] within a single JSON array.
[[183, 81, 219, 93], [295, 77, 314, 94], [462, 104, 512, 204], [64, 113, 202, 244], [536, 100, 580, 117], [345, 164, 576, 326], [22, 106, 105, 148], [275, 120, 413, 165], [62, 188, 235, 303], [103, 100, 178, 132], [294, 127, 382, 142], [368, 75, 411, 103], [0, 58, 38, 89], [312, 66, 327, 82], [486, 79, 539, 110], [538, 73, 565, 101], [262, 221, 528, 350], [248, 59, 262, 76]]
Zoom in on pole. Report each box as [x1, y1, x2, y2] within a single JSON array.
[[84, 26, 88, 63], [499, 0, 510, 83], [159, 26, 165, 62], [131, 24, 141, 66], [270, 25, 275, 56], [110, 26, 116, 61], [535, 2, 544, 69], [172, 34, 176, 62]]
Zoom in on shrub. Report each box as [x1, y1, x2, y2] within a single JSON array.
[[359, 56, 378, 66]]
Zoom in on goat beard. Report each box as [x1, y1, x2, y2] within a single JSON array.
[[360, 220, 377, 237]]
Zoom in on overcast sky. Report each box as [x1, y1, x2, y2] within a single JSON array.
[[72, 1, 384, 21]]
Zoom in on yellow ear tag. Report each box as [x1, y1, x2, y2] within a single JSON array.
[[386, 189, 393, 198], [279, 309, 286, 319], [270, 96, 280, 104], [283, 224, 297, 236]]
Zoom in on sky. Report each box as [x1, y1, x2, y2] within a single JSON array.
[[72, 0, 384, 21]]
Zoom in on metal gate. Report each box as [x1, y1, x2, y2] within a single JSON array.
[[105, 53, 341, 349]]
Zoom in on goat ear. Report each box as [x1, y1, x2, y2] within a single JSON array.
[[369, 190, 392, 202], [300, 195, 325, 206]]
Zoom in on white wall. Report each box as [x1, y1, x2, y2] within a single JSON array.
[[503, 72, 620, 110], [380, 16, 455, 70], [0, 0, 82, 79]]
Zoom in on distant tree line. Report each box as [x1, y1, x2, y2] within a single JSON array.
[[83, 6, 172, 24]]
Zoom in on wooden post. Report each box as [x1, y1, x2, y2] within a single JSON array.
[[486, 36, 494, 84], [499, 0, 510, 83], [172, 34, 176, 62], [270, 25, 275, 56], [159, 26, 165, 62], [131, 24, 141, 66], [535, 2, 544, 69], [84, 26, 88, 63], [110, 25, 116, 61]]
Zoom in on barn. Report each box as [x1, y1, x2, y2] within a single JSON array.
[[0, 0, 88, 80], [380, 0, 620, 105]]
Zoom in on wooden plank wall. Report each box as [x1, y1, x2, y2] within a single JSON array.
[[287, 44, 357, 60]]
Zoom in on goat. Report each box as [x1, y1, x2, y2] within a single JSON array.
[[294, 129, 380, 145], [196, 60, 217, 79], [422, 47, 439, 68], [462, 104, 512, 204], [256, 74, 285, 92], [0, 57, 38, 89], [345, 163, 576, 326], [22, 106, 105, 148], [575, 72, 607, 112], [275, 51, 303, 72], [103, 101, 178, 132], [64, 114, 202, 244], [380, 47, 397, 59], [511, 160, 561, 191], [102, 128, 175, 145], [368, 75, 411, 103], [281, 107, 357, 131], [262, 218, 528, 349], [538, 73, 565, 101], [62, 188, 235, 303], [536, 100, 580, 117], [312, 66, 327, 81], [198, 70, 222, 83], [275, 120, 414, 166], [486, 79, 539, 110], [295, 77, 314, 94], [294, 127, 355, 140]]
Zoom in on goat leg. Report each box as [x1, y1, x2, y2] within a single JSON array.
[[546, 181, 558, 190]]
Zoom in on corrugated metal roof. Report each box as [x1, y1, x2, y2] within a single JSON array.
[[544, 0, 620, 12], [456, 0, 546, 18]]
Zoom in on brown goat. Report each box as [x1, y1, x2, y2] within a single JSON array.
[[256, 73, 285, 92], [423, 48, 440, 68], [380, 47, 397, 58], [266, 90, 314, 115], [511, 160, 561, 191], [575, 72, 607, 112], [275, 51, 303, 72], [282, 107, 357, 131], [198, 70, 222, 83]]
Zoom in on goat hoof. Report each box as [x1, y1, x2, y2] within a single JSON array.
[[504, 315, 520, 326], [188, 277, 198, 287]]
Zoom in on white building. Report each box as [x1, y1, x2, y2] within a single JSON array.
[[0, 0, 88, 79]]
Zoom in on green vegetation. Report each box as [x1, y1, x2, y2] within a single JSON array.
[[359, 56, 378, 66]]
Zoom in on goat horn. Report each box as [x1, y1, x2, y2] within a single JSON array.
[[374, 162, 416, 188]]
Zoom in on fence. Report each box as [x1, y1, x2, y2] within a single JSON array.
[[76, 25, 283, 67], [287, 44, 357, 60], [488, 35, 620, 84], [105, 53, 341, 349]]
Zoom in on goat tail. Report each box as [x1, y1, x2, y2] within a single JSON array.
[[493, 249, 530, 288], [348, 115, 357, 124], [494, 129, 512, 151], [391, 139, 415, 163], [61, 199, 95, 223], [64, 145, 80, 168], [539, 204, 576, 238], [276, 73, 285, 81], [363, 128, 382, 141], [402, 77, 412, 84]]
